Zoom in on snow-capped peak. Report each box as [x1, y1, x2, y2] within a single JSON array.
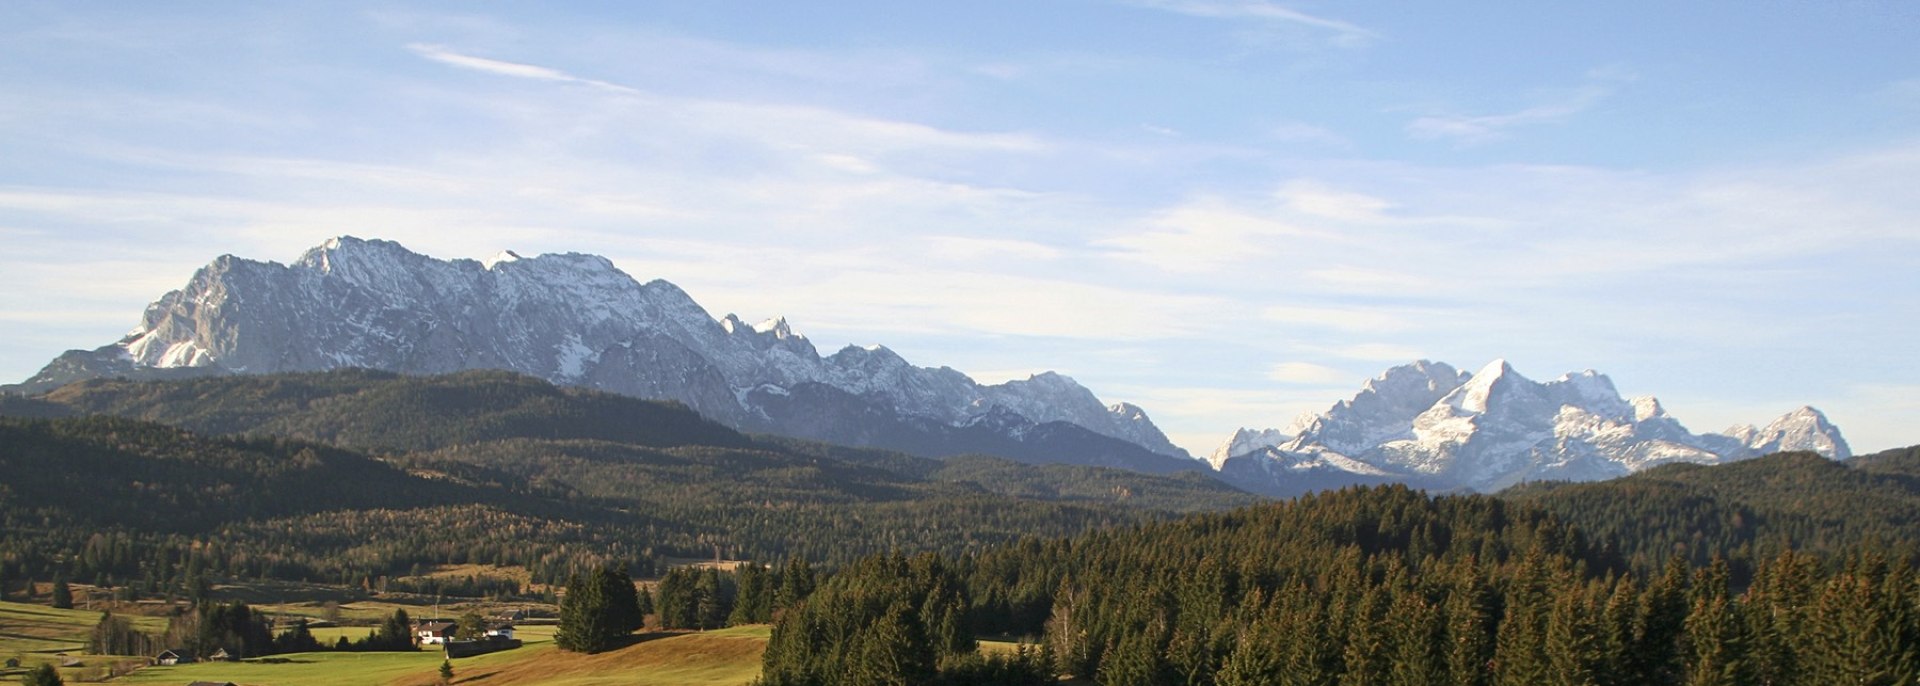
[[1210, 358, 1851, 497], [1630, 396, 1667, 421], [754, 316, 799, 339], [1208, 427, 1292, 469], [1743, 406, 1850, 459], [1450, 358, 1527, 414], [484, 250, 523, 268]]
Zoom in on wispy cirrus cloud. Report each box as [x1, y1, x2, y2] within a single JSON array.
[[1126, 0, 1380, 48], [1407, 66, 1637, 144], [407, 43, 638, 94], [1267, 361, 1350, 385]]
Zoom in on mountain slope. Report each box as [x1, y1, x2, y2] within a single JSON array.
[[0, 383, 1258, 590], [1504, 447, 1920, 568], [15, 236, 1190, 469], [1214, 359, 1850, 496]]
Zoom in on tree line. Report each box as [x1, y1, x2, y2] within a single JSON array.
[[758, 485, 1920, 685]]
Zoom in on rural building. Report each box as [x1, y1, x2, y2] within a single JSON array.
[[416, 621, 457, 645], [207, 647, 237, 662], [154, 649, 196, 665], [486, 624, 516, 640]]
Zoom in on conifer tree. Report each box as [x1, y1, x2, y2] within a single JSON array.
[[556, 566, 642, 653], [50, 572, 72, 610], [1387, 592, 1443, 686], [656, 568, 696, 630], [773, 557, 815, 614], [22, 663, 62, 686], [1681, 594, 1749, 686], [1444, 566, 1495, 686], [1543, 588, 1599, 686], [1215, 622, 1282, 686], [1630, 556, 1691, 685]]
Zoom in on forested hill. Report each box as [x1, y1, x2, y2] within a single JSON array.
[[19, 368, 753, 454], [762, 484, 1920, 685], [0, 371, 1263, 592], [1504, 447, 1920, 573]]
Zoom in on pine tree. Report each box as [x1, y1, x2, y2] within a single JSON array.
[[439, 658, 453, 685], [556, 566, 642, 653], [1339, 587, 1389, 686], [656, 568, 696, 630], [273, 617, 321, 654], [1681, 594, 1749, 686], [1543, 588, 1599, 686], [847, 602, 935, 686], [1631, 556, 1691, 686], [1096, 630, 1163, 686], [22, 663, 62, 686], [1216, 622, 1282, 686], [773, 557, 815, 614], [50, 572, 72, 610], [729, 564, 773, 626], [1444, 567, 1494, 686], [1387, 591, 1443, 686], [695, 567, 729, 630]]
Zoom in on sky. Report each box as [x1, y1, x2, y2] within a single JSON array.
[[2, 1, 1918, 457]]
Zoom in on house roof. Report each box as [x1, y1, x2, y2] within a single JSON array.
[[417, 621, 456, 633]]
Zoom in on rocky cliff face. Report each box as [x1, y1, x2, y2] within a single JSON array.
[[20, 237, 1194, 470], [1214, 359, 1851, 496]]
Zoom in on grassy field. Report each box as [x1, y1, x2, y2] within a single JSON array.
[[0, 600, 169, 683], [112, 623, 767, 686]]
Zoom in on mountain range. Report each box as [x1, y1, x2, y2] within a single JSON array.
[[16, 237, 1194, 474], [1210, 359, 1850, 496], [11, 237, 1853, 493]]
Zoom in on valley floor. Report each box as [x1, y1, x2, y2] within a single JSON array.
[[0, 607, 769, 686]]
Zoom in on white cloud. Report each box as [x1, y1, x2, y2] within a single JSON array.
[[1267, 361, 1350, 384], [1407, 67, 1636, 144], [1267, 121, 1348, 146], [1302, 342, 1429, 363], [925, 236, 1062, 262], [408, 43, 638, 94], [1261, 304, 1419, 333], [1277, 180, 1392, 222], [1096, 194, 1316, 272], [1127, 0, 1381, 48]]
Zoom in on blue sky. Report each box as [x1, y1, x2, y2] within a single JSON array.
[[3, 1, 1918, 456]]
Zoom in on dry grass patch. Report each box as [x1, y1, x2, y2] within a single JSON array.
[[394, 626, 770, 686]]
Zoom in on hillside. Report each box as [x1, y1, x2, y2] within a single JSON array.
[[0, 371, 1261, 595], [1503, 448, 1920, 571], [32, 368, 753, 454], [761, 485, 1920, 685]]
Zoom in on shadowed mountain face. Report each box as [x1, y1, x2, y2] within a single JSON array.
[[0, 369, 1264, 582], [15, 236, 1193, 473]]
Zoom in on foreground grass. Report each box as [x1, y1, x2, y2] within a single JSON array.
[[115, 624, 767, 686]]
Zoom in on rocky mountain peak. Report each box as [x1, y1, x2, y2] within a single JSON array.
[[17, 238, 1191, 469], [1214, 359, 1851, 497]]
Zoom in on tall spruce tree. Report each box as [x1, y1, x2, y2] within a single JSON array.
[[556, 566, 642, 654], [50, 572, 72, 610]]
